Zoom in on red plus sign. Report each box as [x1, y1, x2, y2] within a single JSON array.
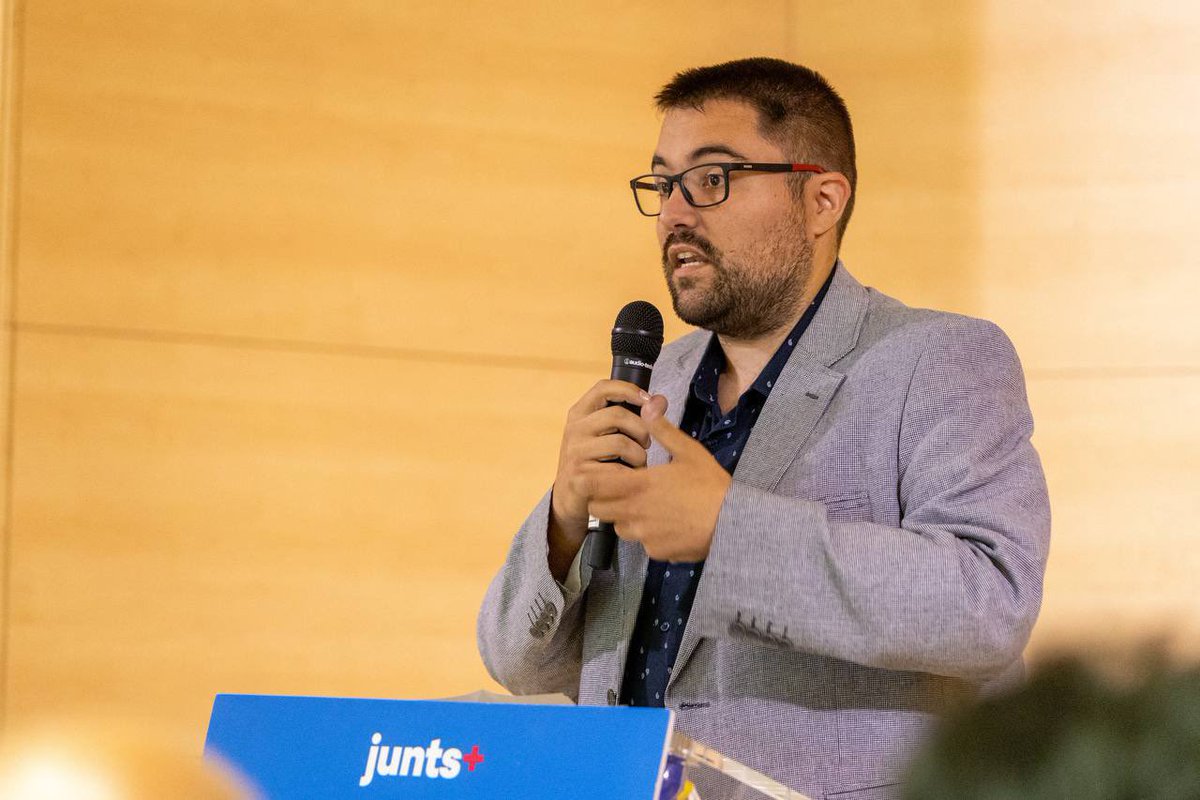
[[463, 745, 485, 771]]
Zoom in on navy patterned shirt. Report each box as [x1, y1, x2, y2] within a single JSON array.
[[620, 272, 833, 707]]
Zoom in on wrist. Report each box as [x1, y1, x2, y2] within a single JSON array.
[[549, 487, 588, 544], [547, 492, 588, 583]]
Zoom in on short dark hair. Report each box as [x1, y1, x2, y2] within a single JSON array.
[[655, 57, 857, 243], [902, 655, 1200, 799]]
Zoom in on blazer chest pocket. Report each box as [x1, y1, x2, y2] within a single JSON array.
[[818, 491, 872, 523], [781, 433, 874, 523]]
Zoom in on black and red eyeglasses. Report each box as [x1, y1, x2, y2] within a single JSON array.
[[629, 162, 825, 216]]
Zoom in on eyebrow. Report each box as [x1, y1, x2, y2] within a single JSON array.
[[651, 145, 750, 170]]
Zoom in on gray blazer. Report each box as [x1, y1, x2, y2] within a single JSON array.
[[477, 264, 1051, 799]]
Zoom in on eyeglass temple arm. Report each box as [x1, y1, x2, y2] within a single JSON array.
[[733, 162, 825, 173]]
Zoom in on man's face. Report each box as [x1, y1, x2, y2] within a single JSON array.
[[653, 99, 813, 339]]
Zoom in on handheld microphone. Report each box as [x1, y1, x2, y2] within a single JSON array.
[[585, 300, 664, 570]]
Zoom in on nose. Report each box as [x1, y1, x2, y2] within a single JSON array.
[[657, 181, 700, 232]]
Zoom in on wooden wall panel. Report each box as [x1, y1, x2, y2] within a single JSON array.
[[6, 0, 1198, 746], [1024, 375, 1200, 658], [977, 1, 1200, 370], [1, 0, 20, 726], [789, 1, 983, 314], [6, 0, 796, 737], [16, 0, 788, 360], [6, 329, 591, 735], [976, 0, 1200, 658]]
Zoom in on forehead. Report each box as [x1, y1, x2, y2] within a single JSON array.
[[652, 98, 783, 168]]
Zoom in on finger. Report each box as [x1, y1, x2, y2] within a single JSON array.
[[641, 394, 703, 457], [585, 464, 644, 503], [567, 461, 628, 504], [569, 380, 652, 421], [588, 496, 635, 529], [611, 520, 642, 543], [575, 405, 651, 448], [641, 393, 669, 422], [571, 433, 648, 468]]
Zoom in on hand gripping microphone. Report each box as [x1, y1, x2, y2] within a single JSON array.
[[584, 300, 664, 570]]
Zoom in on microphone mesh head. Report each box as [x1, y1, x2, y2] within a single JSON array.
[[611, 301, 664, 361]]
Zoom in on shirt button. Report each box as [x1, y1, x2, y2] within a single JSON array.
[[607, 689, 618, 705], [660, 622, 670, 632]]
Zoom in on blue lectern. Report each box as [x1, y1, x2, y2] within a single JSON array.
[[205, 694, 674, 799]]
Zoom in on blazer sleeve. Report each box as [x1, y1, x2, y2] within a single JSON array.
[[476, 490, 591, 699], [689, 317, 1051, 682]]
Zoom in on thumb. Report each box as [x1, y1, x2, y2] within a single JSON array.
[[641, 395, 699, 456]]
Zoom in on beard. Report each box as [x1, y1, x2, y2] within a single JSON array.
[[661, 212, 814, 339]]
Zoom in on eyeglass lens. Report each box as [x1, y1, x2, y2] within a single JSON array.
[[634, 165, 729, 215]]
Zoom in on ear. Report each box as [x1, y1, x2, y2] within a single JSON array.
[[806, 172, 852, 239]]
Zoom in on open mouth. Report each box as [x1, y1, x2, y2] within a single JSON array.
[[669, 245, 710, 271]]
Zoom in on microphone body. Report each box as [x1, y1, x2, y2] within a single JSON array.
[[585, 302, 663, 570], [607, 353, 656, 414]]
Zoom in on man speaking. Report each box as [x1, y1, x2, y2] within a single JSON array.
[[478, 58, 1050, 799]]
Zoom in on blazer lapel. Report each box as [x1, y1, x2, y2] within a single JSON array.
[[668, 263, 870, 688], [734, 262, 868, 491]]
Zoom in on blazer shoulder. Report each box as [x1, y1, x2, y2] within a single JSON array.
[[861, 286, 1017, 356]]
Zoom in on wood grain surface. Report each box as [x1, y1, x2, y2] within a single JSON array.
[[1, 0, 1197, 749]]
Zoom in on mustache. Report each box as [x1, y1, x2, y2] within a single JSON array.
[[662, 231, 720, 265]]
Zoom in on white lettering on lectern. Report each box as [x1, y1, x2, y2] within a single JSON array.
[[358, 733, 464, 787]]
